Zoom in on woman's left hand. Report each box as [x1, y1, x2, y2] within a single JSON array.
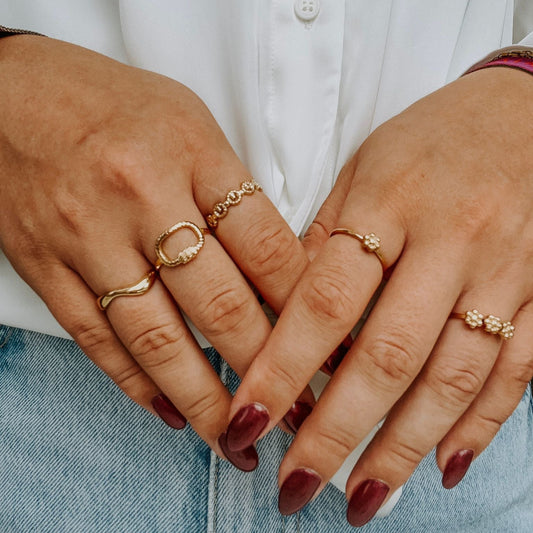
[[223, 66, 533, 524]]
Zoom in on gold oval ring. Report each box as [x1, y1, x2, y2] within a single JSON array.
[[155, 221, 210, 268]]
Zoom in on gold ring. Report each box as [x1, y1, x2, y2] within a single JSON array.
[[155, 221, 210, 268], [450, 309, 515, 339], [206, 178, 262, 229], [329, 228, 386, 270], [97, 270, 157, 311]]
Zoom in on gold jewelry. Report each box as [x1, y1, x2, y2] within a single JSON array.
[[206, 179, 262, 229], [155, 221, 210, 268], [329, 228, 386, 270], [450, 310, 515, 340], [97, 270, 157, 311]]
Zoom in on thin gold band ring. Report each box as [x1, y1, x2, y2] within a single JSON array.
[[97, 269, 157, 311], [329, 228, 386, 270]]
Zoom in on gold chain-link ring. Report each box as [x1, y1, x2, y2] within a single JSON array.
[[450, 310, 515, 340], [155, 221, 210, 268], [206, 179, 262, 229], [329, 228, 386, 271], [97, 269, 157, 311]]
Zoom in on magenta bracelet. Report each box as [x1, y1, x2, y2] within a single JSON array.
[[464, 49, 533, 77]]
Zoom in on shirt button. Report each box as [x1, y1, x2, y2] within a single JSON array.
[[294, 0, 320, 22]]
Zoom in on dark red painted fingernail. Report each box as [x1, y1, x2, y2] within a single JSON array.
[[347, 479, 390, 527], [151, 394, 187, 430], [324, 334, 353, 374], [278, 468, 321, 515], [283, 401, 313, 434], [226, 403, 269, 452], [218, 432, 258, 472], [442, 449, 474, 489]]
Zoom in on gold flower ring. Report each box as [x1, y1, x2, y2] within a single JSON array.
[[329, 228, 386, 271], [450, 310, 515, 340]]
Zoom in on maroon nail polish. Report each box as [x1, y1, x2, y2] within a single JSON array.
[[283, 401, 313, 434], [226, 403, 269, 452], [324, 334, 353, 374], [151, 394, 187, 430], [347, 479, 390, 527], [442, 449, 474, 489], [218, 432, 258, 472], [278, 468, 321, 515]]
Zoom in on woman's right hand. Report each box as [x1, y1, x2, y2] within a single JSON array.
[[0, 35, 309, 466]]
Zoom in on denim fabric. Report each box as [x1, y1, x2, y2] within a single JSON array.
[[0, 325, 532, 532]]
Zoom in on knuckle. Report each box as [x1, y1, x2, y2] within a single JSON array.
[[53, 190, 91, 236], [303, 220, 329, 246], [181, 387, 226, 427], [424, 359, 484, 409], [385, 439, 426, 472], [474, 411, 506, 435], [506, 357, 533, 388], [314, 424, 356, 460], [244, 221, 300, 278], [97, 140, 156, 203], [359, 331, 420, 391], [301, 266, 357, 324], [128, 322, 185, 366], [195, 284, 252, 339], [107, 364, 146, 397], [263, 360, 302, 396], [72, 321, 113, 354]]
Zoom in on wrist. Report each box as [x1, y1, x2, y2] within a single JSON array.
[[463, 46, 533, 78]]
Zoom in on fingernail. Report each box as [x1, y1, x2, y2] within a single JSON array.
[[283, 401, 313, 434], [278, 468, 321, 515], [226, 402, 269, 452], [324, 334, 353, 374], [442, 449, 474, 489], [151, 394, 187, 430], [347, 479, 390, 527], [218, 432, 258, 472]]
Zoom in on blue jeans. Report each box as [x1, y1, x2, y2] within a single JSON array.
[[1, 325, 532, 532]]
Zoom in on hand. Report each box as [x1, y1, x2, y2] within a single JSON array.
[[225, 66, 533, 522], [0, 35, 310, 467]]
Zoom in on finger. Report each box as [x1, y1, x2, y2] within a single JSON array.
[[137, 210, 273, 379], [339, 292, 518, 525], [192, 157, 309, 315], [437, 300, 533, 488], [28, 262, 179, 423], [273, 247, 462, 517], [301, 157, 356, 261], [226, 203, 406, 451], [70, 243, 234, 450]]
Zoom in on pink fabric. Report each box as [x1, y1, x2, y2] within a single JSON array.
[[466, 54, 533, 76]]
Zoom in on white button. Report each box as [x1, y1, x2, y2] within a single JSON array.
[[294, 0, 320, 22]]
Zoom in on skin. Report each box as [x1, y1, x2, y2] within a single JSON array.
[[0, 35, 311, 456], [230, 66, 533, 512], [1, 32, 532, 522]]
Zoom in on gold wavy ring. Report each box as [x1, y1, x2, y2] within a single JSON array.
[[450, 310, 515, 340], [155, 221, 210, 269], [329, 228, 386, 270], [206, 179, 262, 229], [97, 270, 157, 311]]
